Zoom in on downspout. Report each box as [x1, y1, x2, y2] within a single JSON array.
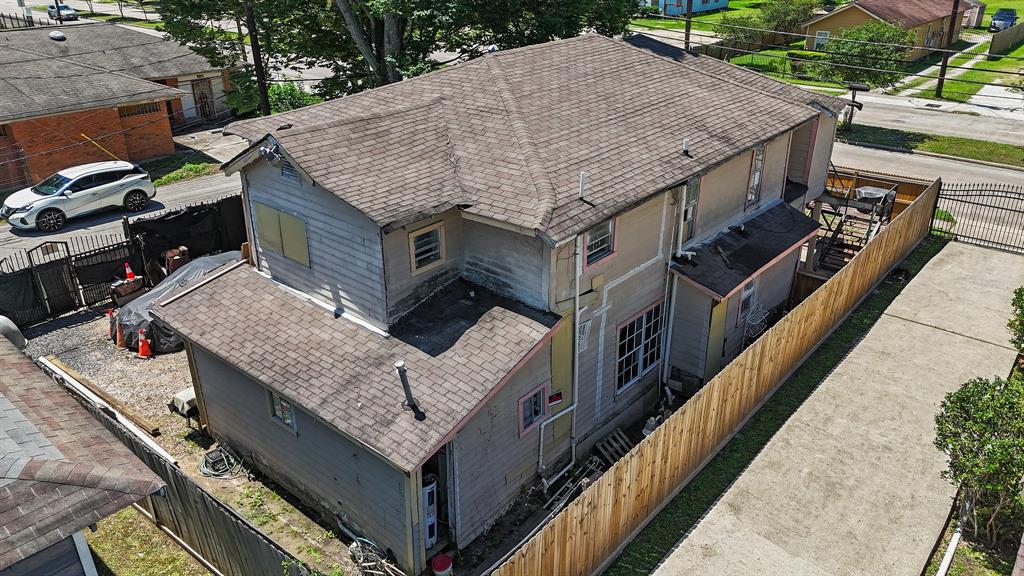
[[540, 234, 583, 491], [662, 187, 685, 383]]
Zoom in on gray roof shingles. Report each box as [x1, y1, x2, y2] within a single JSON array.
[[226, 34, 846, 242], [855, 0, 967, 27], [154, 268, 560, 472], [0, 339, 164, 568]]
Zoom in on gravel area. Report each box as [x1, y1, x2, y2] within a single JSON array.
[[25, 307, 192, 420]]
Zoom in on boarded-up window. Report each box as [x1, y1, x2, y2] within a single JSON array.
[[253, 202, 309, 267]]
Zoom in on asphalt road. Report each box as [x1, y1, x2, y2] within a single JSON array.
[[0, 172, 241, 256], [849, 93, 1024, 145], [832, 142, 1024, 185]]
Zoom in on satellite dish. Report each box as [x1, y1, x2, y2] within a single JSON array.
[[48, 30, 66, 41]]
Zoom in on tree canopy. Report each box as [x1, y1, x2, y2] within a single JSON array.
[[818, 20, 915, 88]]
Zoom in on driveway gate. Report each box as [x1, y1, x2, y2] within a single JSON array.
[[933, 182, 1024, 253]]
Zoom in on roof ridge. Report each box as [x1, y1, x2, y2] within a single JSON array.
[[483, 57, 557, 232], [616, 34, 844, 113], [12, 457, 163, 497], [272, 95, 447, 139]]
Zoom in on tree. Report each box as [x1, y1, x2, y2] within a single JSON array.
[[934, 376, 1024, 549], [758, 0, 819, 35], [268, 81, 324, 113], [1008, 286, 1024, 351], [817, 20, 915, 88]]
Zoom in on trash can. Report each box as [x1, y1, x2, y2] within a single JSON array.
[[431, 553, 453, 576]]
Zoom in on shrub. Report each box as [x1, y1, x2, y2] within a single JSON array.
[[1008, 286, 1024, 351], [634, 4, 661, 17]]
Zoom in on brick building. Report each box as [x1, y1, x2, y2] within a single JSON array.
[[0, 23, 233, 193]]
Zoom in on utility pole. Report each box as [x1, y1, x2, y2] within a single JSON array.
[[934, 0, 963, 99], [684, 0, 694, 52], [243, 1, 271, 116], [55, 0, 63, 23]]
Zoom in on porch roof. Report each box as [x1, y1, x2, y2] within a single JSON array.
[[670, 201, 819, 299]]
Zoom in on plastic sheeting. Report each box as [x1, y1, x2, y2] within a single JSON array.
[[117, 251, 240, 353]]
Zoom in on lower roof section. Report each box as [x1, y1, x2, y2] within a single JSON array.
[[670, 201, 819, 299], [155, 265, 560, 472]]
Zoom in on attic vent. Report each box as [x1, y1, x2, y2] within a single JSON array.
[[48, 31, 66, 41], [280, 161, 300, 184]]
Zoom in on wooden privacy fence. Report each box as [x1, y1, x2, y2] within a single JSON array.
[[493, 179, 941, 576]]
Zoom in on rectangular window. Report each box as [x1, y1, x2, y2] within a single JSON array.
[[585, 219, 615, 266], [270, 391, 296, 432], [0, 124, 9, 138], [680, 177, 700, 243], [519, 385, 546, 435], [616, 301, 664, 392], [118, 102, 162, 118], [408, 221, 445, 274], [813, 30, 830, 49], [746, 145, 766, 206], [253, 202, 310, 267], [739, 279, 757, 319]]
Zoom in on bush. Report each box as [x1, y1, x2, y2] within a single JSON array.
[[635, 4, 660, 17], [819, 20, 915, 88], [1009, 286, 1024, 350], [267, 82, 323, 114]]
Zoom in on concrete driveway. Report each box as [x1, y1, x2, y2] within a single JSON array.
[[652, 242, 1024, 576], [0, 172, 241, 256]]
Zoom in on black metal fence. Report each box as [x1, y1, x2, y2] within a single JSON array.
[[0, 11, 59, 28], [0, 195, 244, 328], [932, 182, 1024, 253]]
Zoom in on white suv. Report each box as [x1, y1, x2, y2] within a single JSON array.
[[1, 161, 156, 232]]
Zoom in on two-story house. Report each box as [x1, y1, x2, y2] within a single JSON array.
[[154, 34, 845, 574]]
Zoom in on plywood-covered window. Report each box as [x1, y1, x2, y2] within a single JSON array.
[[253, 202, 310, 267], [616, 301, 664, 393], [409, 221, 445, 274], [270, 391, 297, 432]]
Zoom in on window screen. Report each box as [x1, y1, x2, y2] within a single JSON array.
[[409, 222, 445, 272], [586, 219, 615, 266]]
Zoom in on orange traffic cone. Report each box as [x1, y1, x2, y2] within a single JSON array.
[[115, 322, 126, 349], [124, 262, 136, 281], [137, 329, 153, 358]]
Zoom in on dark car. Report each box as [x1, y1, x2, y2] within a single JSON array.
[[989, 8, 1018, 31]]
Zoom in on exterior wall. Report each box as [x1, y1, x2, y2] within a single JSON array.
[[189, 345, 413, 570], [382, 209, 464, 324], [0, 536, 85, 576], [0, 126, 29, 194], [244, 157, 389, 328], [118, 107, 176, 161], [667, 277, 712, 386], [807, 113, 838, 201], [463, 219, 549, 311], [550, 191, 674, 447], [7, 105, 174, 183], [660, 0, 729, 17], [804, 6, 877, 50], [805, 7, 964, 60], [155, 78, 186, 124], [908, 15, 963, 60], [787, 120, 814, 186], [453, 338, 553, 546]]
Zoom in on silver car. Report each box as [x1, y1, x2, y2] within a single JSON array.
[[1, 161, 156, 232], [46, 4, 78, 20]]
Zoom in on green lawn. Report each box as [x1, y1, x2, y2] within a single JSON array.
[[894, 41, 990, 93], [913, 42, 1024, 102], [979, 0, 1024, 28], [141, 151, 221, 187], [837, 125, 1024, 168], [631, 0, 765, 32], [727, 47, 846, 89], [87, 507, 210, 576], [604, 238, 948, 576]]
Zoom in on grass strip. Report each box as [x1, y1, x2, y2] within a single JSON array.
[[913, 42, 1024, 102], [605, 237, 948, 575], [837, 125, 1024, 168], [141, 152, 220, 187]]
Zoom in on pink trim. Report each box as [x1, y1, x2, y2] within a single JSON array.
[[518, 382, 549, 437], [412, 316, 567, 469], [582, 215, 620, 272], [672, 271, 725, 300], [803, 117, 820, 184], [719, 227, 819, 301]]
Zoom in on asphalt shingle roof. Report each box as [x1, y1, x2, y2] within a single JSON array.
[[154, 267, 559, 472], [226, 34, 847, 242], [0, 339, 164, 568], [856, 0, 967, 27], [670, 201, 820, 298]]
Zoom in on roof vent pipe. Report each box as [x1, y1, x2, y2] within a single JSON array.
[[395, 360, 426, 421], [683, 138, 692, 157], [578, 171, 587, 200]]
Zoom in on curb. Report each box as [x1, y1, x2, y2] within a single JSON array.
[[837, 140, 1024, 173]]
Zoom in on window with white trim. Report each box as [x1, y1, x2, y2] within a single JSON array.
[[746, 145, 766, 206], [813, 30, 830, 49], [519, 385, 546, 434], [680, 177, 700, 243], [616, 302, 664, 392], [739, 279, 757, 319], [270, 391, 296, 431], [585, 219, 615, 266], [409, 222, 445, 274]]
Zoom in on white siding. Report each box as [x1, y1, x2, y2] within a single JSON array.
[[244, 158, 388, 328], [463, 219, 548, 310], [668, 279, 712, 384]]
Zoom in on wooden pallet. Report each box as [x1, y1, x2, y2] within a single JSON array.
[[595, 428, 633, 466]]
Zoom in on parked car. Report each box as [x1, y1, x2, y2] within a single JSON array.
[[1, 161, 155, 232], [46, 4, 78, 20], [989, 8, 1018, 31]]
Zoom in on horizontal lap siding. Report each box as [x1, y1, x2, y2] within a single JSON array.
[[808, 113, 837, 201], [757, 249, 800, 310], [382, 209, 464, 323], [0, 536, 84, 576], [191, 346, 411, 570], [668, 280, 712, 382], [454, 342, 552, 546], [245, 159, 387, 327], [463, 219, 548, 310]]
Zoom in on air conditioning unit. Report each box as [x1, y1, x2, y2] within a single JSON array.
[[423, 475, 439, 549]]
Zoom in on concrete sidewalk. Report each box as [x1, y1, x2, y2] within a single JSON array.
[[652, 242, 1024, 576]]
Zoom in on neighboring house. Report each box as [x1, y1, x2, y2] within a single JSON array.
[[0, 23, 233, 193], [658, 0, 729, 18], [155, 34, 845, 574], [0, 338, 165, 575], [803, 0, 967, 60]]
